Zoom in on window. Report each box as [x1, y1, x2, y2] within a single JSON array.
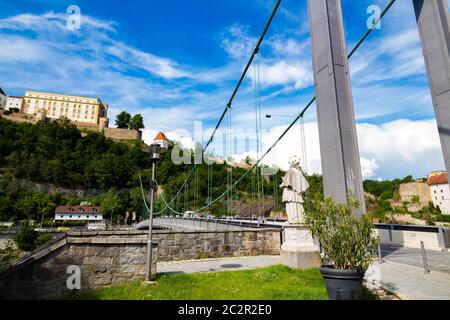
[[441, 190, 444, 193], [442, 196, 445, 200], [60, 215, 64, 218]]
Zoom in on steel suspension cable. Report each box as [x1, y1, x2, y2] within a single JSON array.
[[143, 0, 396, 216], [161, 0, 282, 210], [193, 0, 397, 213]]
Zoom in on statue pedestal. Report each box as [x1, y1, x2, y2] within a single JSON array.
[[281, 224, 321, 269]]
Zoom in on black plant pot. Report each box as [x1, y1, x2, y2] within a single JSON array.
[[319, 266, 365, 300]]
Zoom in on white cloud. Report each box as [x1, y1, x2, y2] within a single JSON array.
[[224, 118, 445, 180], [249, 60, 313, 88], [360, 158, 379, 179]]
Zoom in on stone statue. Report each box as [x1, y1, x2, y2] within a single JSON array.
[[280, 156, 309, 224]]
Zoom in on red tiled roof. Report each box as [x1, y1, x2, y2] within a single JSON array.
[[428, 172, 448, 185], [55, 206, 100, 214], [154, 132, 168, 141]]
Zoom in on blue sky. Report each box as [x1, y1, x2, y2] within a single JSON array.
[[0, 0, 447, 180]]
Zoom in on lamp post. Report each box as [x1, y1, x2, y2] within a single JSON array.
[[145, 142, 161, 282]]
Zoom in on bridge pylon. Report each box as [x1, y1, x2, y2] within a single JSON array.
[[413, 0, 450, 184], [307, 0, 366, 215]]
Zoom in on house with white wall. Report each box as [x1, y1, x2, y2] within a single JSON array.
[[5, 96, 23, 111], [428, 171, 450, 215]]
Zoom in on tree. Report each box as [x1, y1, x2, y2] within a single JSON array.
[[14, 223, 39, 251], [115, 111, 131, 129], [100, 189, 123, 219], [129, 114, 145, 130]]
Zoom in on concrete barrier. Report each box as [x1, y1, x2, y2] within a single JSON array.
[[375, 224, 450, 251]]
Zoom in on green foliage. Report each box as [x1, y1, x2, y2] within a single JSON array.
[[14, 223, 38, 251], [0, 118, 150, 189], [14, 224, 52, 252], [99, 189, 123, 216], [363, 175, 414, 200], [0, 176, 63, 222], [129, 114, 145, 130], [412, 195, 421, 204], [35, 233, 52, 247], [115, 111, 131, 129], [0, 240, 20, 267], [304, 197, 378, 271]]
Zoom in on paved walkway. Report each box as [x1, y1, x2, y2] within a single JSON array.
[[381, 243, 450, 274], [366, 261, 450, 300], [158, 256, 281, 274]]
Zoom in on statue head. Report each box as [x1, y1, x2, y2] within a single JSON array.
[[288, 156, 301, 169]]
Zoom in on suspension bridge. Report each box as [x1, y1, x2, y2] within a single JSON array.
[[137, 0, 450, 228]]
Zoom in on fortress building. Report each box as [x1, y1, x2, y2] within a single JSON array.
[[22, 90, 109, 129]]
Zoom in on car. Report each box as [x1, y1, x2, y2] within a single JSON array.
[[56, 226, 70, 231], [183, 211, 195, 218], [87, 223, 106, 230]]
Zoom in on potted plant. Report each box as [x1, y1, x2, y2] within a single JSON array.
[[303, 197, 378, 300]]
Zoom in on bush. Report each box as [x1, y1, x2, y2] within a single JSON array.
[[0, 240, 19, 267], [3, 110, 11, 115], [304, 197, 378, 271], [14, 224, 39, 251], [13, 223, 52, 251], [35, 233, 52, 247]]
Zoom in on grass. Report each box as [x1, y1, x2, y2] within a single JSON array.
[[78, 265, 378, 300]]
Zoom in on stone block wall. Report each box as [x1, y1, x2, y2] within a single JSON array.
[[0, 228, 280, 299], [103, 128, 142, 141], [71, 229, 281, 262], [153, 229, 280, 261], [0, 238, 157, 300]]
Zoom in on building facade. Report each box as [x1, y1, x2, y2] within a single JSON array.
[[23, 90, 108, 127], [0, 88, 6, 109], [54, 206, 103, 221], [428, 171, 450, 215], [5, 96, 23, 111]]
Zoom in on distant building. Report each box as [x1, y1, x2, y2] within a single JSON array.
[[154, 131, 169, 149], [23, 90, 109, 128], [5, 96, 23, 111], [54, 206, 103, 221], [428, 171, 450, 214], [0, 87, 6, 109]]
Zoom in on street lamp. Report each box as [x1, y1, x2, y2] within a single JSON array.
[[145, 132, 168, 282]]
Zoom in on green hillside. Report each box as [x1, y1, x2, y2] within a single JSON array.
[[0, 117, 286, 223]]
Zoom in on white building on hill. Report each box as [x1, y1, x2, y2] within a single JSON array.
[[54, 206, 103, 221], [5, 96, 23, 111], [428, 171, 450, 215]]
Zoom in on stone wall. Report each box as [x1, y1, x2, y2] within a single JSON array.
[[0, 237, 158, 300], [399, 182, 432, 204], [68, 229, 281, 261], [0, 228, 280, 299], [103, 128, 142, 142], [154, 229, 280, 261]]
